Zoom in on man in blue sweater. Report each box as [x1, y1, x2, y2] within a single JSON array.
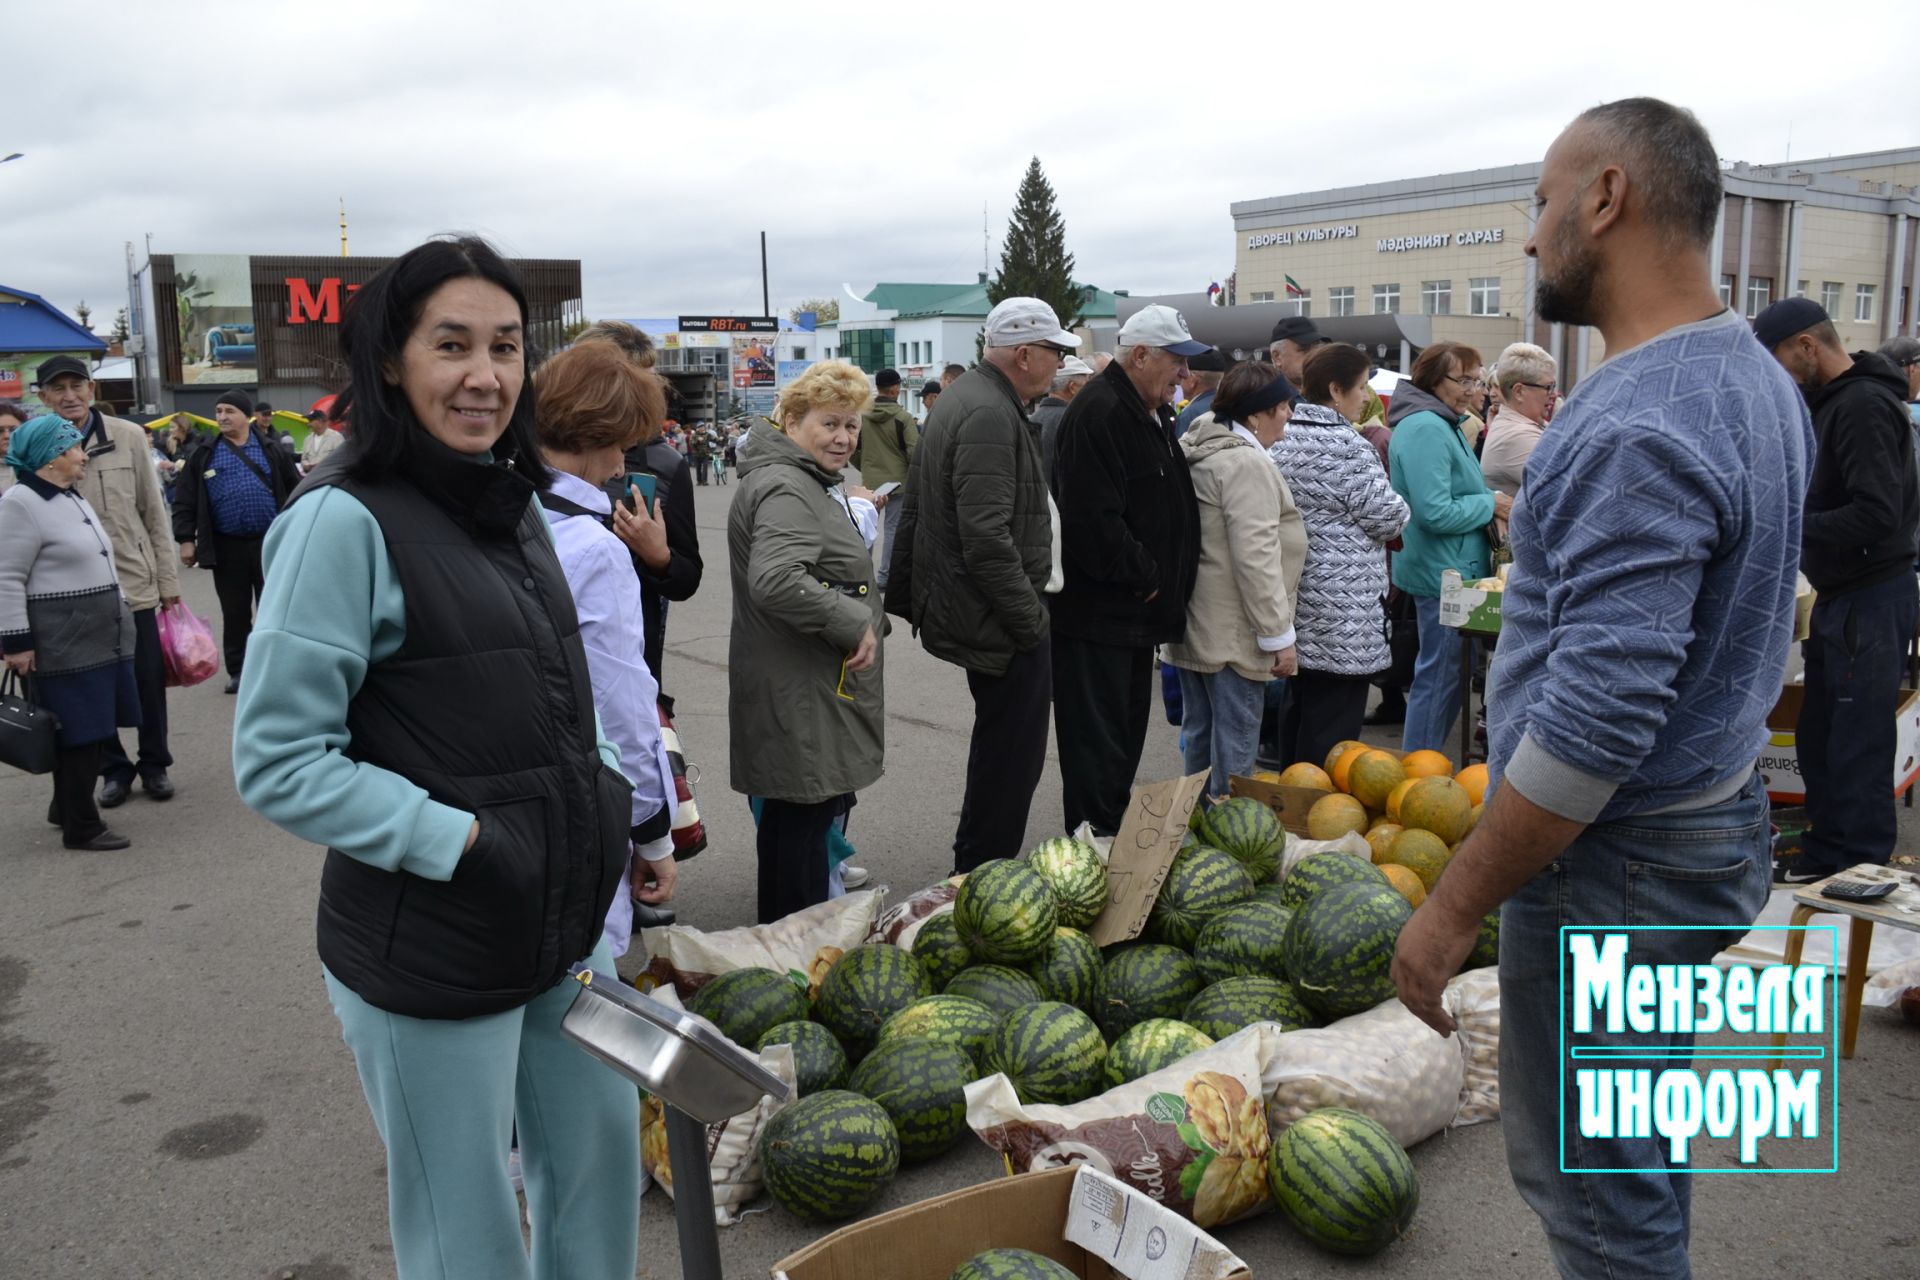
[[1393, 99, 1811, 1278]]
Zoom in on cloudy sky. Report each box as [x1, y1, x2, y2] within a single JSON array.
[[6, 1, 1917, 333]]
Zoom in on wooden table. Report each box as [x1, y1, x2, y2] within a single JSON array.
[[1768, 862, 1920, 1066]]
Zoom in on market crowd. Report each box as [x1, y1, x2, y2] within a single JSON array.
[[5, 91, 1920, 1280]]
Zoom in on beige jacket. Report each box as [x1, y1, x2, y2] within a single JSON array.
[[1166, 419, 1307, 681], [1479, 410, 1544, 499], [73, 412, 180, 611]]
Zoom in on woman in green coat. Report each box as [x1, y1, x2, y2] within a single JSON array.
[[729, 362, 884, 921]]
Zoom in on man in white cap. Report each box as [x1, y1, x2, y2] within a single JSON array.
[[885, 298, 1078, 871], [1033, 353, 1094, 479], [1049, 304, 1207, 837]]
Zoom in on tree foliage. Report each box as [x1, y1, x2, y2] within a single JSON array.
[[788, 297, 840, 326], [987, 158, 1085, 330]]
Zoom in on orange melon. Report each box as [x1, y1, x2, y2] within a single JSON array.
[[1399, 776, 1474, 846], [1455, 763, 1490, 806], [1322, 739, 1369, 778], [1330, 745, 1371, 794], [1305, 793, 1369, 842], [1365, 823, 1404, 862], [1385, 827, 1453, 891], [1385, 777, 1419, 823], [1401, 749, 1455, 780], [1379, 862, 1428, 908], [1251, 768, 1282, 784], [1275, 762, 1334, 792], [1348, 750, 1407, 811]]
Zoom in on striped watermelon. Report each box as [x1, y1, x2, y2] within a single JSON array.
[[1283, 882, 1412, 1021], [1278, 851, 1390, 914], [815, 945, 934, 1054], [1104, 1018, 1215, 1087], [877, 994, 1000, 1070], [1193, 901, 1293, 984], [951, 1248, 1078, 1280], [754, 1019, 849, 1096], [986, 1001, 1107, 1104], [847, 1037, 973, 1163], [687, 967, 808, 1049], [1267, 1107, 1419, 1255], [911, 912, 973, 992], [1024, 838, 1108, 929], [1199, 796, 1285, 882], [1183, 976, 1314, 1041], [954, 859, 1059, 965], [1023, 927, 1105, 1015], [1147, 845, 1255, 950], [1099, 944, 1204, 1040], [943, 964, 1044, 1020], [1250, 880, 1291, 909], [1466, 910, 1500, 970], [760, 1089, 900, 1223]]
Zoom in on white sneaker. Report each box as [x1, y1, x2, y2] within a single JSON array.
[[839, 864, 870, 889]]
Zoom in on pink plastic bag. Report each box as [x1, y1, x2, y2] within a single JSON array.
[[156, 602, 219, 688]]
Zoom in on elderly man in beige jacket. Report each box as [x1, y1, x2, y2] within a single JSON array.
[[32, 357, 182, 804]]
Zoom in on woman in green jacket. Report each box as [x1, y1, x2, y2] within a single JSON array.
[[1385, 341, 1512, 754]]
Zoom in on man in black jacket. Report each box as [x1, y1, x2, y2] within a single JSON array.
[[1050, 304, 1206, 836], [886, 298, 1078, 871], [1757, 298, 1920, 879]]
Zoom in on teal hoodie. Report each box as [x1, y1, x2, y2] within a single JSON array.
[[1385, 381, 1496, 597]]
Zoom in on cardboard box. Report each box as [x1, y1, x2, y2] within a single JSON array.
[[1226, 774, 1332, 837], [770, 1165, 1250, 1280], [1757, 684, 1920, 803], [1088, 772, 1209, 947], [1436, 568, 1503, 633]]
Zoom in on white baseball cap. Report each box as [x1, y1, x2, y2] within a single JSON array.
[[984, 297, 1081, 349], [1118, 304, 1211, 357], [1060, 355, 1095, 377]]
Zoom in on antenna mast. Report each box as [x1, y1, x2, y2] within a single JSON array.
[[340, 199, 349, 257]]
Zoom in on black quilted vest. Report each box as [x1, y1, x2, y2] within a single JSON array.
[[297, 443, 632, 1019]]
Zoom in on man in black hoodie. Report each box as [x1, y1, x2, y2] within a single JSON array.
[[1756, 297, 1920, 879]]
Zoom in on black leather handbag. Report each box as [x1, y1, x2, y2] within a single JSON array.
[[0, 670, 59, 775]]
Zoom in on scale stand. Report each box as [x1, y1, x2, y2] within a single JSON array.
[[560, 966, 792, 1280]]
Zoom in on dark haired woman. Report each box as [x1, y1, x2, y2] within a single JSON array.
[[233, 236, 641, 1277], [1164, 361, 1306, 799], [1270, 345, 1409, 769]]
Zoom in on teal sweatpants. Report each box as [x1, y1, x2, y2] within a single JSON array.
[[324, 944, 641, 1280]]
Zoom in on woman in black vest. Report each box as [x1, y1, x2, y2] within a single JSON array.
[[233, 237, 641, 1278]]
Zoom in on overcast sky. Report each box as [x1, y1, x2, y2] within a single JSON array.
[[6, 1, 1917, 335]]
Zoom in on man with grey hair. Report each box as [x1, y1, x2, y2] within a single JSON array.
[[1173, 348, 1226, 435], [1479, 342, 1557, 498], [1085, 351, 1114, 376], [1269, 315, 1328, 387], [886, 299, 1078, 871], [1881, 335, 1920, 422], [1034, 354, 1094, 478]]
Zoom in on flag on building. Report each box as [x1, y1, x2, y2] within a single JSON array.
[[1207, 281, 1221, 305], [1284, 275, 1304, 297]]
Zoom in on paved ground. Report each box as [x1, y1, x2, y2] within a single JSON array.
[[3, 476, 1917, 1279]]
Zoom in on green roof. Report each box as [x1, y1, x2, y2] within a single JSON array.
[[865, 280, 1122, 323]]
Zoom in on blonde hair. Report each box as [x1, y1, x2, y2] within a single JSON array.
[[775, 361, 873, 429]]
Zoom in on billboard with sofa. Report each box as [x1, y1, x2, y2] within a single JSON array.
[[171, 254, 256, 385]]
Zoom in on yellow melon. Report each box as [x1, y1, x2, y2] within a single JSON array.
[[1322, 739, 1369, 778], [1400, 776, 1474, 846], [1455, 763, 1490, 806], [1385, 827, 1453, 891], [1385, 777, 1419, 823], [1379, 863, 1428, 908], [1306, 793, 1369, 842], [1348, 750, 1407, 811], [1275, 762, 1334, 792], [1251, 769, 1282, 784], [1463, 802, 1483, 838], [1401, 749, 1455, 780], [1365, 823, 1404, 862], [1330, 746, 1371, 794]]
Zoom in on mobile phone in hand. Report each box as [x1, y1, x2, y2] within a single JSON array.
[[620, 473, 658, 514]]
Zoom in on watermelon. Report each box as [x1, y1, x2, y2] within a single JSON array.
[[877, 994, 1000, 1070], [1193, 901, 1293, 984], [1099, 944, 1204, 1040], [954, 858, 1059, 965], [1267, 1107, 1419, 1256], [1023, 927, 1105, 1014], [1466, 910, 1500, 970], [687, 967, 808, 1049], [1183, 976, 1314, 1041], [754, 1020, 849, 1096], [815, 945, 934, 1054], [847, 1037, 973, 1163], [1283, 882, 1413, 1021], [911, 912, 973, 991], [1200, 796, 1285, 882], [1250, 880, 1291, 909], [1104, 1018, 1215, 1087], [1146, 845, 1255, 950], [944, 964, 1045, 1019], [1278, 851, 1390, 915], [759, 1090, 900, 1223], [1024, 837, 1108, 929], [986, 1001, 1108, 1104], [951, 1248, 1078, 1280]]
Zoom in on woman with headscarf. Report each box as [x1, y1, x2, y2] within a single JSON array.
[[0, 414, 142, 850]]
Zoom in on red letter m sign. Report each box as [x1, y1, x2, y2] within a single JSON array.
[[285, 277, 342, 325]]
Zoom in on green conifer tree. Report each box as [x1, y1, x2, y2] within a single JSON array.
[[981, 158, 1086, 359]]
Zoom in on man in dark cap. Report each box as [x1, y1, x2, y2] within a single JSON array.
[[918, 379, 942, 424], [1268, 315, 1329, 387], [1174, 347, 1227, 435], [171, 388, 300, 693], [851, 368, 918, 589], [1756, 296, 1920, 881]]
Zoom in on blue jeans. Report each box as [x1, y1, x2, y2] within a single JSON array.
[[1177, 665, 1267, 797], [1402, 594, 1462, 755], [1499, 773, 1771, 1279], [876, 497, 904, 590]]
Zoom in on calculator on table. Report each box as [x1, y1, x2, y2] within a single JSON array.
[[1819, 878, 1897, 903]]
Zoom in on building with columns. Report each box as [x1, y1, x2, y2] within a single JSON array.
[[1230, 145, 1919, 386]]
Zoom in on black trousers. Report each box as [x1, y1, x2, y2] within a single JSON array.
[[210, 533, 266, 675], [1052, 633, 1152, 838], [100, 607, 171, 783], [757, 795, 845, 923], [954, 636, 1053, 874], [51, 740, 108, 844], [1281, 668, 1374, 773]]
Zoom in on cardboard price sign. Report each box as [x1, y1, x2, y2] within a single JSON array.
[[1089, 772, 1210, 947]]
